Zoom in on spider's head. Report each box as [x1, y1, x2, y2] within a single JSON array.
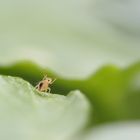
[[44, 77, 53, 84]]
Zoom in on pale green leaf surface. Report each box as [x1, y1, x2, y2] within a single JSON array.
[[0, 75, 90, 140], [82, 122, 140, 140]]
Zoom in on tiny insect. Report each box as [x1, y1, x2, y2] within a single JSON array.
[[35, 75, 56, 93]]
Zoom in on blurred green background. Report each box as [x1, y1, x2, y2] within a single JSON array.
[[0, 0, 140, 140], [0, 0, 140, 78]]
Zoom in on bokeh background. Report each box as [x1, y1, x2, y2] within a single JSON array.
[[0, 0, 140, 140], [0, 0, 140, 78]]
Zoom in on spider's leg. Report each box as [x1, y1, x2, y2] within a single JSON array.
[[51, 78, 56, 84], [43, 75, 48, 80], [46, 87, 51, 93], [35, 82, 40, 89]]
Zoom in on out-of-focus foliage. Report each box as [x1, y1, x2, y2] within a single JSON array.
[[0, 75, 90, 140], [82, 122, 140, 140], [0, 0, 140, 78], [0, 61, 140, 125]]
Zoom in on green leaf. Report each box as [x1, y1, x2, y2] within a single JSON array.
[[0, 75, 90, 140], [0, 61, 140, 125]]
